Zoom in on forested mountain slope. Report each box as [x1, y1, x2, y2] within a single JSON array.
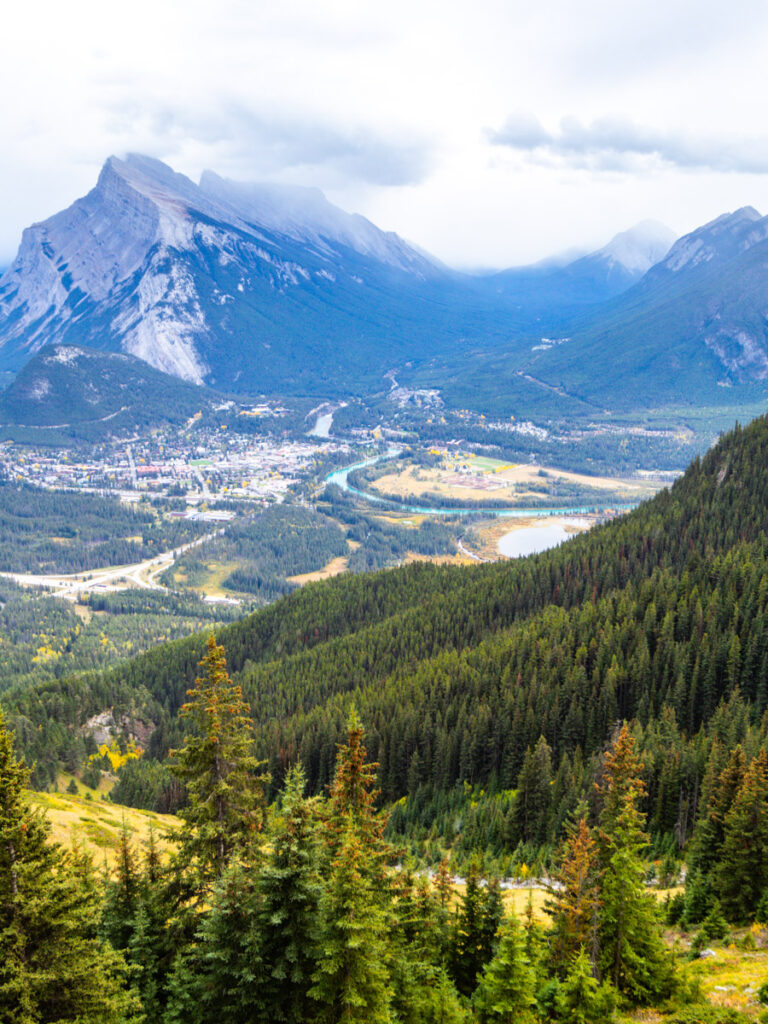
[[6, 416, 768, 842]]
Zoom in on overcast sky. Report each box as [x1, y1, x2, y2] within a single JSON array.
[[3, 0, 768, 268]]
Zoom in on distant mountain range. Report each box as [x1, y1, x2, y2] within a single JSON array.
[[0, 155, 504, 394], [2, 154, 768, 422], [488, 220, 675, 310], [513, 206, 768, 410]]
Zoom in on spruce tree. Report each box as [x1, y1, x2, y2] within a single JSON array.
[[450, 860, 487, 997], [101, 824, 140, 954], [129, 830, 178, 1024], [257, 764, 322, 1023], [687, 745, 746, 879], [473, 911, 536, 1024], [326, 706, 385, 852], [179, 860, 261, 1024], [434, 857, 455, 967], [547, 812, 600, 973], [512, 737, 554, 846], [171, 634, 267, 889], [555, 948, 615, 1024], [390, 872, 468, 1024], [0, 711, 137, 1023], [479, 877, 505, 967], [310, 827, 393, 1024], [715, 749, 768, 921], [310, 711, 394, 1024]]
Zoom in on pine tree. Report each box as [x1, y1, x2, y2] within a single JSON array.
[[473, 912, 536, 1024], [434, 857, 455, 966], [596, 725, 673, 1004], [682, 869, 715, 928], [310, 711, 394, 1024], [687, 745, 746, 878], [326, 706, 384, 850], [0, 711, 137, 1023], [390, 873, 468, 1024], [180, 860, 261, 1024], [171, 634, 268, 889], [310, 827, 393, 1023], [479, 877, 504, 966], [512, 737, 554, 846], [128, 829, 176, 1024], [101, 824, 140, 953], [450, 860, 488, 997]]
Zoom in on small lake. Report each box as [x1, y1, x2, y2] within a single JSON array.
[[498, 518, 590, 558]]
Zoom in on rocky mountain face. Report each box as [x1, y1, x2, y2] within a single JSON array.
[[0, 155, 681, 399], [521, 206, 768, 408], [4, 155, 768, 418], [0, 155, 469, 393]]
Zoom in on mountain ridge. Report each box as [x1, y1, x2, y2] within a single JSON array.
[[5, 156, 768, 420], [0, 155, 680, 400], [0, 344, 215, 440], [0, 154, 460, 389], [523, 205, 768, 404]]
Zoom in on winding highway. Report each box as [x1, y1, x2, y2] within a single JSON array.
[[0, 529, 224, 601]]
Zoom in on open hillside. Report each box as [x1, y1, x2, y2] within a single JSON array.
[[30, 787, 179, 867]]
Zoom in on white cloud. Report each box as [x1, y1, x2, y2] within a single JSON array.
[[489, 115, 768, 175], [2, 0, 768, 267]]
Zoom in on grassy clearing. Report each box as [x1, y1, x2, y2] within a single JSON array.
[[31, 788, 179, 867], [370, 458, 659, 507], [288, 555, 350, 584], [685, 931, 768, 1016], [168, 559, 241, 598]]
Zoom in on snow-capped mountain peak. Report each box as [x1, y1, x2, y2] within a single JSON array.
[[596, 220, 676, 275], [198, 170, 434, 272]]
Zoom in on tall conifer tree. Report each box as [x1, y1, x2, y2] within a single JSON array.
[[547, 812, 600, 972], [596, 725, 672, 1003], [257, 764, 323, 1023], [172, 634, 267, 888], [715, 749, 768, 921], [473, 912, 536, 1024], [310, 710, 394, 1023]]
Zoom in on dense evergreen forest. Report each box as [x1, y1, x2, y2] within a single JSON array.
[[0, 482, 210, 573], [162, 499, 458, 603], [162, 504, 350, 601], [319, 487, 459, 571], [0, 579, 242, 700]]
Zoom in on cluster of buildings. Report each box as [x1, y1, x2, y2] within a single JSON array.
[[0, 425, 348, 507]]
